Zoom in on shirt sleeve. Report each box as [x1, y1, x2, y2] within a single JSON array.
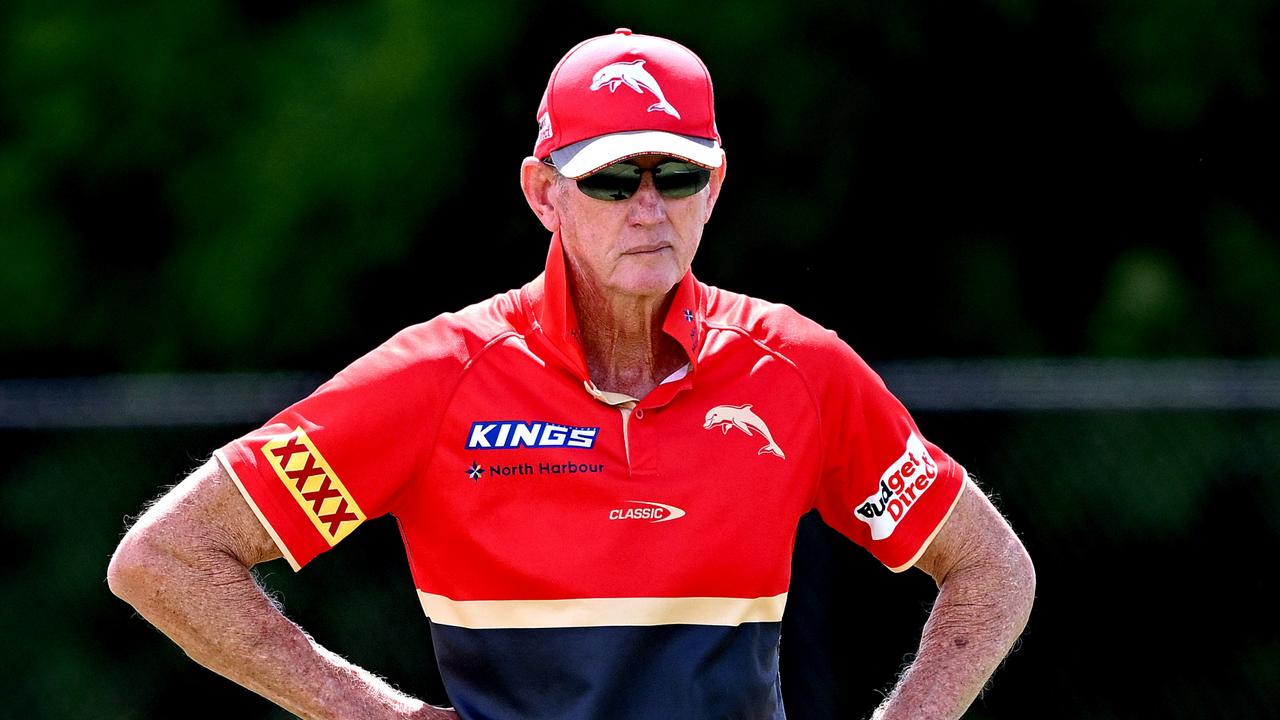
[[213, 323, 464, 571], [811, 337, 967, 572]]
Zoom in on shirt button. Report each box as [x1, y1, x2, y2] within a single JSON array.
[[634, 408, 645, 420]]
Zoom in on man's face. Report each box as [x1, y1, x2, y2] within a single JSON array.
[[547, 154, 724, 300]]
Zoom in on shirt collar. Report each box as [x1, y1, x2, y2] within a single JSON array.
[[522, 231, 706, 379]]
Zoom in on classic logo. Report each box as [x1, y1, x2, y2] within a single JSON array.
[[608, 500, 686, 523], [467, 421, 599, 450], [261, 428, 365, 546], [854, 432, 939, 540], [703, 404, 786, 459], [590, 60, 682, 119]]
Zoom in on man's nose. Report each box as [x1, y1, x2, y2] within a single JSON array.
[[627, 171, 668, 224]]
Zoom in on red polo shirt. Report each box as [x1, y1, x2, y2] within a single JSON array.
[[214, 232, 966, 719]]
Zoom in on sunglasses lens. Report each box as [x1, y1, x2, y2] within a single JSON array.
[[575, 161, 712, 201], [651, 162, 711, 198], [575, 164, 643, 201]]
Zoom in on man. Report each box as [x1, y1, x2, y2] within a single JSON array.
[[109, 29, 1034, 720]]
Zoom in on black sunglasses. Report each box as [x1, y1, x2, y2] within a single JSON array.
[[570, 160, 712, 201]]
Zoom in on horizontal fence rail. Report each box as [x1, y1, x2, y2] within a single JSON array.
[[3, 359, 1280, 429], [0, 373, 326, 429], [878, 359, 1280, 412]]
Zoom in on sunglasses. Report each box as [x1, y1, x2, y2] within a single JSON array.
[[571, 160, 712, 201]]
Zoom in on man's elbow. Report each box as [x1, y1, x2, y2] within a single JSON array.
[[964, 528, 1036, 632], [1006, 537, 1036, 630], [107, 522, 169, 609], [107, 529, 147, 604]]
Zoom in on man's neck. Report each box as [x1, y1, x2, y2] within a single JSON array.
[[571, 280, 686, 400]]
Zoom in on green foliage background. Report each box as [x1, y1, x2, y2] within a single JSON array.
[[2, 1, 1278, 718]]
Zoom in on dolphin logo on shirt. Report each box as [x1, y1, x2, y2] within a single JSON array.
[[590, 60, 682, 119], [704, 404, 786, 459]]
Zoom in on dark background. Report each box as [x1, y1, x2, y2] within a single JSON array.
[[2, 1, 1278, 718]]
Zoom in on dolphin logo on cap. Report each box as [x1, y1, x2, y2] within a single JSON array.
[[590, 60, 682, 119]]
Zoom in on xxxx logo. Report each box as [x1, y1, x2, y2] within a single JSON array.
[[262, 428, 365, 546]]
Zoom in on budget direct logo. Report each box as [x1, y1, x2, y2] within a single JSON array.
[[467, 421, 599, 449], [261, 428, 365, 546], [855, 433, 938, 540]]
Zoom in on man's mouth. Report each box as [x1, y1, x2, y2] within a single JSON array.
[[624, 243, 671, 255]]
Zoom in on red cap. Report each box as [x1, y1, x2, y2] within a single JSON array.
[[533, 29, 723, 179]]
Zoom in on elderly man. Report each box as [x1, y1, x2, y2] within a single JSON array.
[[109, 29, 1034, 720]]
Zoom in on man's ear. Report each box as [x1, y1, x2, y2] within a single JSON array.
[[521, 157, 561, 232], [704, 154, 727, 224]]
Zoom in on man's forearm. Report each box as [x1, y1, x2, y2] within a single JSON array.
[[109, 532, 447, 719], [873, 551, 1035, 720]]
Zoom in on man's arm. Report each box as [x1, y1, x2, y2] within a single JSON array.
[[872, 478, 1036, 720], [107, 458, 455, 720]]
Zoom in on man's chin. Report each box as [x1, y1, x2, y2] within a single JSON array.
[[608, 273, 683, 300]]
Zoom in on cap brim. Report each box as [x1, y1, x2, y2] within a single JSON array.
[[550, 131, 723, 179]]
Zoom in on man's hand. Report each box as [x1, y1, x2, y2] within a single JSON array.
[[108, 458, 445, 720], [871, 478, 1036, 720]]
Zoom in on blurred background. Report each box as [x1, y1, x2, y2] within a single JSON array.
[[3, 0, 1278, 718]]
